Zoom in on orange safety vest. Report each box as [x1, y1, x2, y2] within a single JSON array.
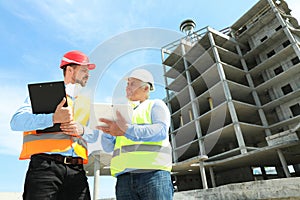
[[19, 95, 91, 164]]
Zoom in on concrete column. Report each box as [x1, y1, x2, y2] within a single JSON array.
[[230, 31, 271, 138], [207, 29, 247, 154], [209, 167, 216, 187], [161, 48, 177, 163], [261, 166, 268, 180], [180, 115, 184, 127], [171, 134, 177, 162], [277, 149, 291, 177], [180, 39, 208, 189], [208, 97, 213, 110], [93, 154, 101, 200], [189, 109, 193, 121], [275, 165, 286, 178], [293, 164, 300, 176], [199, 161, 208, 189]]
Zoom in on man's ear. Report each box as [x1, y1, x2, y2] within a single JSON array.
[[66, 65, 75, 74], [66, 65, 71, 72], [144, 84, 150, 92]]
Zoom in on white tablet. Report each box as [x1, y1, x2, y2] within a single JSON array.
[[89, 103, 133, 129]]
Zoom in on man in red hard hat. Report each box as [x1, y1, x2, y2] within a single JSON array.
[[60, 50, 96, 69], [60, 50, 96, 87], [10, 50, 98, 200]]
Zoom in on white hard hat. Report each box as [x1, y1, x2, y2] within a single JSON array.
[[128, 69, 155, 91]]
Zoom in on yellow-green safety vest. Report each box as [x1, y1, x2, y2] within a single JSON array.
[[110, 99, 172, 177]]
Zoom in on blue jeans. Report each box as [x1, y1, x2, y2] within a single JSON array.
[[116, 170, 174, 200]]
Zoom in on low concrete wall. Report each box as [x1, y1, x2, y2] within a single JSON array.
[[174, 177, 300, 200], [4, 178, 299, 200]]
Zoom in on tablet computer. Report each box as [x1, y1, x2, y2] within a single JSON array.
[[89, 103, 133, 129], [28, 81, 68, 133]]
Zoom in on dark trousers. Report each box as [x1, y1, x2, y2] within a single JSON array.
[[23, 155, 91, 200]]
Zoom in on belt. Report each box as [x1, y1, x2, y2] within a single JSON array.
[[32, 153, 83, 165]]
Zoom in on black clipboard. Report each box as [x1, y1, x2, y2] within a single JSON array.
[[28, 81, 68, 133]]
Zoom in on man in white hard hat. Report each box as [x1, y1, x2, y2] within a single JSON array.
[[98, 69, 173, 200]]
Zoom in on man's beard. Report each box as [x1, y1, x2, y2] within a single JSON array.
[[75, 76, 88, 87]]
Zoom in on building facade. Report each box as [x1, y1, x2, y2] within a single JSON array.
[[161, 0, 300, 191]]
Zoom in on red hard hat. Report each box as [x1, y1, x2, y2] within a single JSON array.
[[60, 50, 96, 70]]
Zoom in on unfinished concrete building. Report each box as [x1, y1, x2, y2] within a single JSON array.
[[161, 0, 300, 191]]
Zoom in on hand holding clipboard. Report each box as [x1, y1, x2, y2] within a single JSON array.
[[28, 81, 69, 133], [53, 97, 73, 124]]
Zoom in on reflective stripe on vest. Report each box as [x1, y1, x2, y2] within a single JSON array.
[[110, 100, 172, 177], [19, 95, 90, 163], [112, 144, 171, 157], [23, 132, 87, 149]]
